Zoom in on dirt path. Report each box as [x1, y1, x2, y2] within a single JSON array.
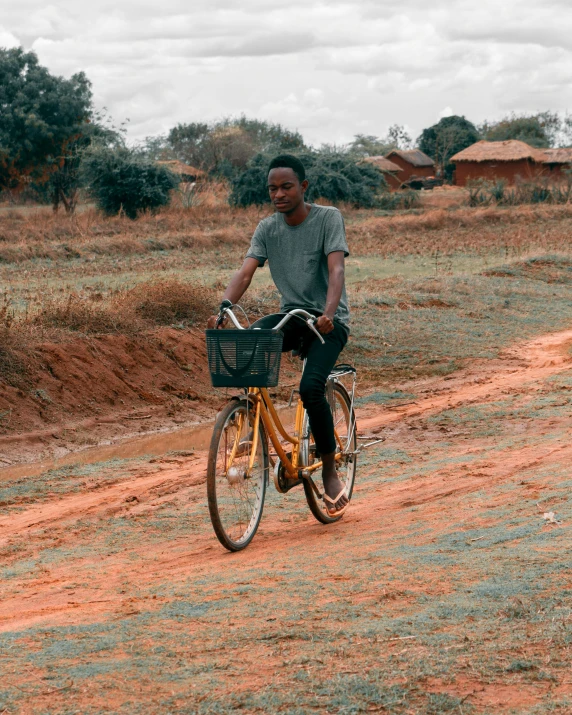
[[359, 327, 572, 432], [1, 327, 571, 713]]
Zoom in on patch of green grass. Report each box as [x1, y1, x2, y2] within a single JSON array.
[[0, 458, 141, 514], [357, 390, 416, 405], [348, 259, 572, 382]]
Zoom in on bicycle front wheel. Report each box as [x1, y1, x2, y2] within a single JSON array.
[[302, 381, 357, 524], [207, 399, 268, 551]]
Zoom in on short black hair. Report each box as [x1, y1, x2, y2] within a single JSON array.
[[268, 154, 306, 183]]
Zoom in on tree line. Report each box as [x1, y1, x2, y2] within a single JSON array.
[[1, 47, 571, 217]]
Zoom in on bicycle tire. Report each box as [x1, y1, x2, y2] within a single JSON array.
[[207, 398, 268, 551], [302, 381, 357, 524]]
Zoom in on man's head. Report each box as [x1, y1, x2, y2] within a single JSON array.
[[267, 154, 308, 214]]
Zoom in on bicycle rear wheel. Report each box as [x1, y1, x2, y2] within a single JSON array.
[[302, 381, 357, 524], [207, 399, 268, 551]]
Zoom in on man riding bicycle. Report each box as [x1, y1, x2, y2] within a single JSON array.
[[207, 154, 350, 516]]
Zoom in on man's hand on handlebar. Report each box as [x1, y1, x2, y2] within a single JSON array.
[[207, 299, 233, 329], [207, 314, 226, 329], [316, 314, 334, 335]]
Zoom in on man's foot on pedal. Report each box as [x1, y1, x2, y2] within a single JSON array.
[[322, 463, 349, 516]]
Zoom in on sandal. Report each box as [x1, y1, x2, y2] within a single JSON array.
[[323, 487, 349, 517]]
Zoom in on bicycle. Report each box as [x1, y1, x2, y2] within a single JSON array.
[[205, 305, 358, 552]]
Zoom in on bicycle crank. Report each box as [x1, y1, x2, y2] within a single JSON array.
[[299, 470, 323, 499]]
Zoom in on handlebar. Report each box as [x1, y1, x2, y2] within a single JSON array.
[[217, 306, 326, 345]]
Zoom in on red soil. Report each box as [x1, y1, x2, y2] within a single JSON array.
[[0, 328, 216, 465], [0, 328, 571, 712]]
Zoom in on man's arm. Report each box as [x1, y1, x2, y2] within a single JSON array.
[[206, 257, 260, 328], [316, 251, 345, 335]]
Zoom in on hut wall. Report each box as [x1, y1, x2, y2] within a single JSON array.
[[388, 155, 434, 181], [455, 159, 539, 186], [544, 164, 571, 181], [384, 173, 403, 191]]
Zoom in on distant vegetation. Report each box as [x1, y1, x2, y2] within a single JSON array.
[[145, 117, 307, 179], [418, 115, 480, 181], [0, 47, 119, 212], [479, 111, 568, 148], [230, 151, 388, 208], [81, 145, 180, 219], [468, 175, 572, 207], [1, 45, 571, 216]]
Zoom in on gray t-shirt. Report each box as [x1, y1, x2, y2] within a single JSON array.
[[246, 204, 350, 328]]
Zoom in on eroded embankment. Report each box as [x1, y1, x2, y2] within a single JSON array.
[[0, 328, 216, 464]]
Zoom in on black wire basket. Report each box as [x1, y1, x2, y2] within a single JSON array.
[[205, 329, 284, 388]]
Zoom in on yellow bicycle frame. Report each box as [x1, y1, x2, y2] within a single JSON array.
[[241, 387, 343, 480]]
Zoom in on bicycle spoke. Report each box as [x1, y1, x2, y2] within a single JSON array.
[[209, 403, 266, 546]]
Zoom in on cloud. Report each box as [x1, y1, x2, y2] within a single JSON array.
[[0, 0, 570, 144], [0, 26, 20, 48]]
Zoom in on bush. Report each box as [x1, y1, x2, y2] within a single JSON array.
[[376, 190, 421, 211], [82, 145, 180, 219], [229, 151, 387, 208], [125, 280, 215, 326], [467, 177, 572, 207]]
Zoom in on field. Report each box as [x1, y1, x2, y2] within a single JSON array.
[[0, 192, 571, 713], [1, 196, 571, 460]]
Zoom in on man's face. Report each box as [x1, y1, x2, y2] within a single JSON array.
[[267, 167, 308, 213]]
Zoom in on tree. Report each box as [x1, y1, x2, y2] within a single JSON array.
[[229, 150, 387, 208], [0, 47, 93, 202], [386, 124, 413, 150], [479, 111, 564, 148], [418, 115, 480, 180], [563, 114, 572, 147], [348, 134, 393, 158], [164, 116, 306, 177], [47, 116, 121, 213], [348, 125, 412, 158], [81, 144, 179, 219], [140, 134, 174, 162]]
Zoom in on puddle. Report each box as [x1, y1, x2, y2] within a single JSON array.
[[0, 405, 300, 483], [0, 421, 214, 483]]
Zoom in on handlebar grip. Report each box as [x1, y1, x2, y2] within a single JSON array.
[[307, 318, 326, 344]]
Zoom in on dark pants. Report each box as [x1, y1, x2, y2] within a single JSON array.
[[252, 313, 348, 454]]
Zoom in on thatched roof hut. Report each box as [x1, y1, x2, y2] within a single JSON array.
[[450, 140, 547, 186], [540, 147, 572, 180], [386, 149, 434, 167], [361, 156, 402, 173], [541, 148, 572, 164], [361, 155, 403, 190], [157, 160, 205, 181], [450, 140, 546, 163], [384, 149, 434, 183]]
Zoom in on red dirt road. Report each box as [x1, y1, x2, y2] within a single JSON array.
[[1, 328, 571, 713]]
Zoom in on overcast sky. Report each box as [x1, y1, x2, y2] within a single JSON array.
[[1, 0, 571, 146]]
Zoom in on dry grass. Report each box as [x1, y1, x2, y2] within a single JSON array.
[[348, 203, 572, 255], [0, 191, 270, 264], [125, 279, 216, 325], [27, 280, 216, 336], [1, 200, 570, 267], [1, 199, 570, 387]]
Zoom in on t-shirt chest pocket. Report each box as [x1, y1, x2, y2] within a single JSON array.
[[303, 249, 322, 271]]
